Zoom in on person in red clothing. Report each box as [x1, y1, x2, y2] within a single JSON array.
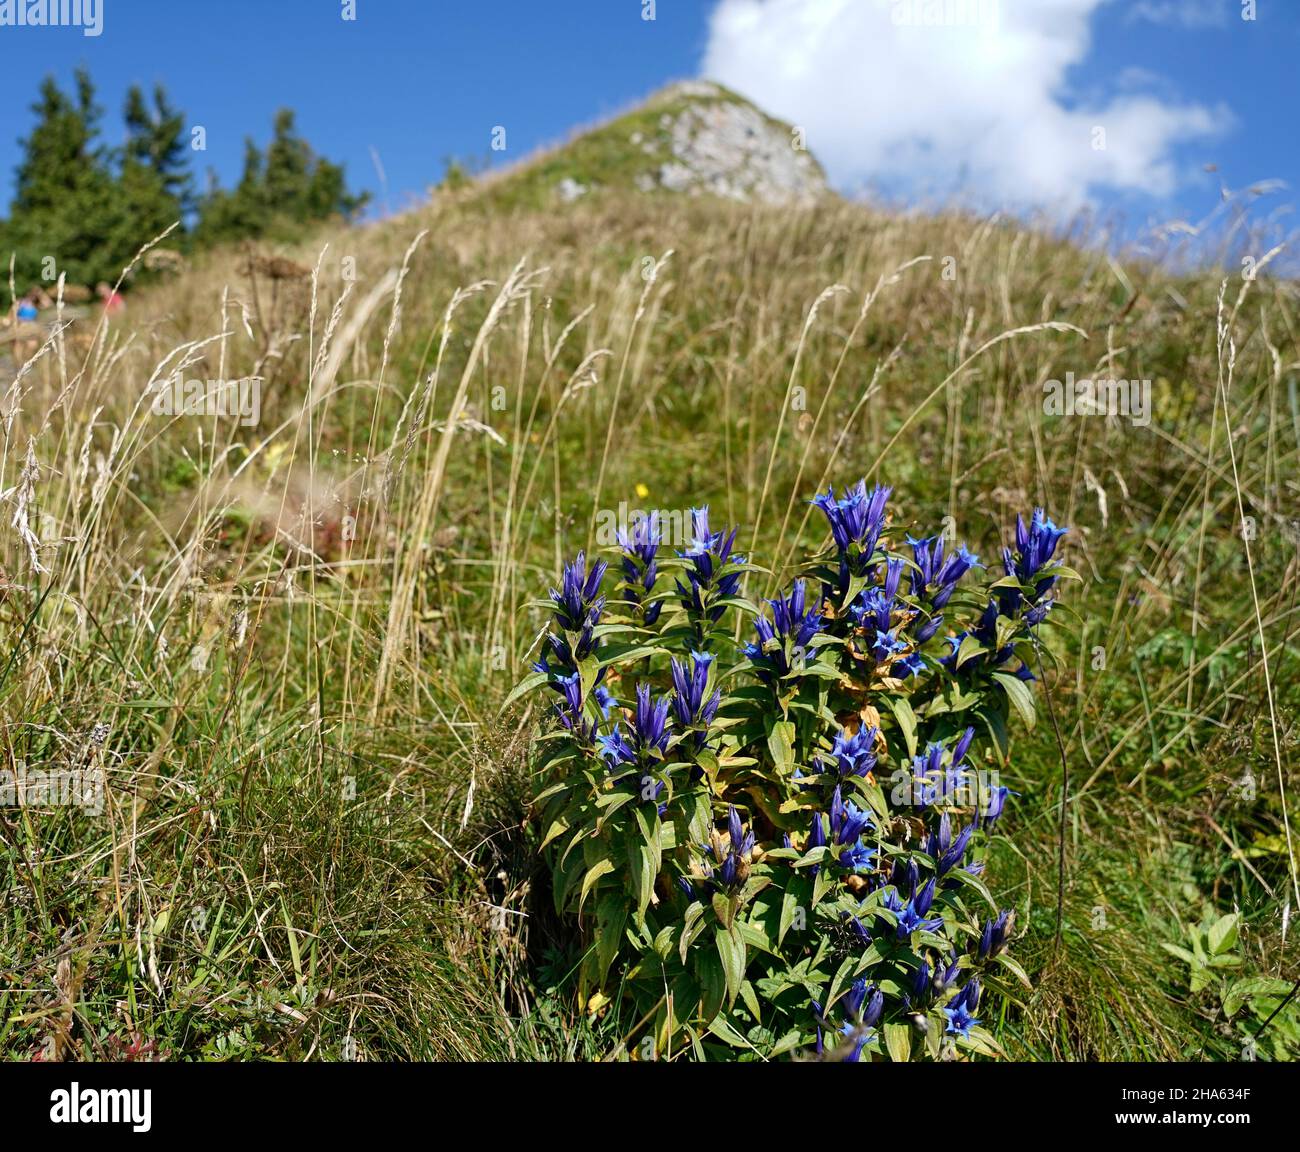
[[96, 281, 126, 315]]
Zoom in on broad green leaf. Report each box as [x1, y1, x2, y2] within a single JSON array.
[[1207, 912, 1240, 956], [716, 927, 746, 1006], [594, 893, 627, 984], [882, 694, 919, 757], [884, 1022, 912, 1062], [499, 669, 548, 713], [1223, 977, 1293, 1018], [767, 719, 796, 772], [992, 671, 1036, 731], [707, 1014, 749, 1047]]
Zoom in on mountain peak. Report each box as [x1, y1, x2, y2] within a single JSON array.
[[480, 81, 829, 209]]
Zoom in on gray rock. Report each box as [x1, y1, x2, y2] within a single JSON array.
[[556, 177, 588, 202]]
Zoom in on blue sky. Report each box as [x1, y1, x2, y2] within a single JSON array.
[[0, 0, 1294, 261]]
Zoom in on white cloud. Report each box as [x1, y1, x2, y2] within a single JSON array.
[[701, 0, 1230, 216]]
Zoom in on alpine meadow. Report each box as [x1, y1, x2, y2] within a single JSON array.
[[1, 3, 1298, 1077]]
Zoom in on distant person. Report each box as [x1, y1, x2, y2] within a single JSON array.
[[8, 293, 41, 363], [96, 282, 125, 315]]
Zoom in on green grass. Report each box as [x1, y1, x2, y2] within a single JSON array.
[[1, 176, 1297, 1060]]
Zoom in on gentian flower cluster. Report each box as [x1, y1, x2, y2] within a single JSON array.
[[941, 509, 1070, 679], [907, 534, 981, 610], [829, 786, 875, 872], [819, 725, 879, 779], [743, 578, 824, 685], [617, 512, 662, 627], [901, 728, 975, 809], [534, 552, 610, 743], [700, 806, 756, 891], [904, 951, 962, 1011], [997, 508, 1068, 624], [813, 977, 884, 1062], [670, 651, 721, 750], [675, 506, 745, 644], [927, 811, 975, 877], [977, 910, 1016, 959], [848, 557, 917, 672], [888, 875, 944, 939], [524, 481, 1063, 1063], [812, 481, 891, 589], [598, 682, 671, 770]]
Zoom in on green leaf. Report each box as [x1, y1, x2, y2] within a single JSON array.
[[955, 634, 988, 669], [579, 858, 615, 913], [779, 886, 803, 946], [882, 694, 918, 757], [992, 671, 1036, 731], [1207, 912, 1240, 956], [706, 1014, 749, 1048], [630, 841, 656, 920], [996, 954, 1034, 991], [712, 890, 738, 929], [539, 817, 570, 850], [767, 719, 796, 772], [716, 926, 746, 1006], [594, 893, 627, 984], [499, 669, 548, 713], [884, 1022, 912, 1062], [1160, 943, 1197, 966], [696, 946, 726, 1022], [1223, 977, 1293, 1018], [943, 865, 998, 912], [680, 900, 708, 963], [597, 642, 665, 666]]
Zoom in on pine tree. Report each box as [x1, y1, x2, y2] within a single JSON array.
[[196, 108, 369, 244], [5, 69, 118, 288], [123, 84, 193, 212]]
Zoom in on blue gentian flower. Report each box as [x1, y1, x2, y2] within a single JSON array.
[[596, 724, 636, 767], [820, 725, 879, 778], [935, 822, 974, 876], [981, 784, 1010, 829], [895, 877, 943, 938], [629, 682, 671, 757], [897, 651, 926, 678], [676, 506, 744, 616], [830, 786, 872, 846], [996, 509, 1068, 619], [914, 612, 944, 644], [549, 551, 607, 633], [891, 856, 920, 894], [813, 977, 884, 1062], [906, 958, 933, 1008], [670, 651, 721, 745], [704, 806, 756, 890], [908, 534, 981, 609], [978, 909, 1016, 959], [932, 950, 962, 995], [943, 978, 982, 1039], [552, 670, 597, 743], [617, 512, 663, 625], [812, 481, 892, 577], [743, 578, 824, 684], [839, 840, 876, 872]]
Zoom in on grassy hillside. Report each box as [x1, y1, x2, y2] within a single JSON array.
[[1, 162, 1297, 1059]]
